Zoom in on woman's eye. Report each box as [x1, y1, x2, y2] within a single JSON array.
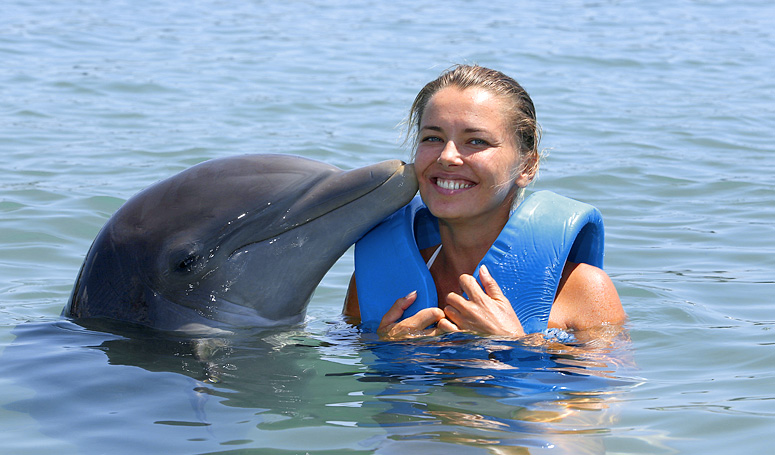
[[421, 135, 443, 143], [469, 138, 490, 146]]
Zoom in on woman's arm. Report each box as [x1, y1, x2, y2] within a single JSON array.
[[549, 262, 626, 331], [342, 274, 361, 322]]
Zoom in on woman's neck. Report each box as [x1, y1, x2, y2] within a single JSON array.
[[435, 210, 509, 276]]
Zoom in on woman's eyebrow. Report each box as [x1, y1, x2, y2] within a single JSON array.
[[420, 125, 443, 132], [420, 126, 489, 134]]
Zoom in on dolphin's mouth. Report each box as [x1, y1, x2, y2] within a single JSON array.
[[227, 161, 415, 257]]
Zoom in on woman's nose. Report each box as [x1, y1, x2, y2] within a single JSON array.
[[437, 141, 463, 166]]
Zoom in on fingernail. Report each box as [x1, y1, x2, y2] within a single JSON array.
[[480, 264, 489, 275]]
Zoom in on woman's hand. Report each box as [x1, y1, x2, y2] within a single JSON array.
[[378, 291, 459, 340], [443, 265, 525, 337]]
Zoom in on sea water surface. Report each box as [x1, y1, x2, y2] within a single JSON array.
[[1, 0, 774, 453]]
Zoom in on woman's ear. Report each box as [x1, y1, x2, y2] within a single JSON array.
[[515, 152, 539, 187]]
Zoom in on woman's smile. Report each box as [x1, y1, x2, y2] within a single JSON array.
[[433, 177, 476, 191]]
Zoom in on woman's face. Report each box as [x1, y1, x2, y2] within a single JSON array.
[[414, 86, 531, 224]]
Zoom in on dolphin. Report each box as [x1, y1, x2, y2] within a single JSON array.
[[63, 154, 417, 333]]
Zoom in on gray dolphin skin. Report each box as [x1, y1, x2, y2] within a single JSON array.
[[63, 154, 417, 333]]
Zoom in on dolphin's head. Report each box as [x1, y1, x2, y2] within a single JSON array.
[[64, 154, 417, 332]]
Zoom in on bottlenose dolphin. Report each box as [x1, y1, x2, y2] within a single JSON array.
[[63, 154, 417, 333]]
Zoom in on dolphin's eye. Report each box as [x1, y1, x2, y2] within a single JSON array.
[[168, 242, 205, 275], [172, 252, 202, 273], [178, 255, 199, 271]]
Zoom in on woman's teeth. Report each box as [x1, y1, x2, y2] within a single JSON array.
[[436, 179, 474, 190]]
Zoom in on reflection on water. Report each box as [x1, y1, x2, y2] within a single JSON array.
[[352, 330, 636, 454], [3, 319, 636, 454]]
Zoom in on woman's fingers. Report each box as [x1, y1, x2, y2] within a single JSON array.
[[478, 264, 506, 300], [435, 317, 460, 334], [379, 291, 417, 329], [381, 307, 445, 340], [441, 293, 468, 326], [456, 265, 505, 304], [378, 291, 451, 340], [443, 266, 525, 337], [405, 307, 445, 332], [457, 274, 483, 303]]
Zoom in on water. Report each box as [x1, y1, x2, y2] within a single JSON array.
[[1, 0, 774, 453]]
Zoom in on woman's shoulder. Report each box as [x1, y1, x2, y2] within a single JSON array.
[[550, 262, 625, 330]]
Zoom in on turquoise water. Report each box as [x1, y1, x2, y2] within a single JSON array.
[[2, 0, 774, 453]]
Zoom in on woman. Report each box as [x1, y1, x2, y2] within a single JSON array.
[[344, 65, 625, 340]]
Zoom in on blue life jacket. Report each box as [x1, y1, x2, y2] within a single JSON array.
[[354, 190, 605, 333]]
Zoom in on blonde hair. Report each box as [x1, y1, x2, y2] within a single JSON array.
[[406, 65, 541, 207]]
